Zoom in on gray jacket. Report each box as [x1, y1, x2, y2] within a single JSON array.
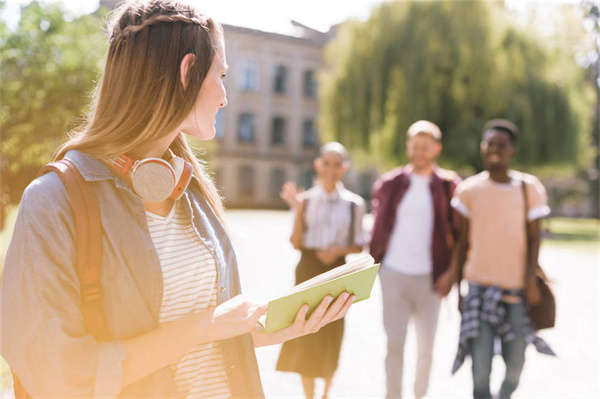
[[0, 150, 264, 398]]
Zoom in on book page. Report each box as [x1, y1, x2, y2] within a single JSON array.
[[286, 254, 374, 294]]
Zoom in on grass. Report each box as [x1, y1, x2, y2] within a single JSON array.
[[543, 217, 599, 254]]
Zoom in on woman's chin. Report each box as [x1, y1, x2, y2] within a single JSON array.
[[182, 127, 216, 141]]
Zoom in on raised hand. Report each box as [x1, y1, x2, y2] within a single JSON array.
[[280, 181, 304, 211]]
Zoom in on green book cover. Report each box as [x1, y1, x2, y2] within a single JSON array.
[[263, 261, 380, 333]]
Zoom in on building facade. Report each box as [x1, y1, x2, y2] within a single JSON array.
[[214, 24, 324, 208]]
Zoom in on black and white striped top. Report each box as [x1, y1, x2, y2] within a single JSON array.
[[146, 200, 231, 399]]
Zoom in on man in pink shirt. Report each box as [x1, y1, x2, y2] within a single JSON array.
[[450, 119, 553, 398]]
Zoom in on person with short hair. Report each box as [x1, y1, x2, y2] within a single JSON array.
[[370, 120, 460, 399], [276, 142, 367, 399], [449, 119, 555, 398]]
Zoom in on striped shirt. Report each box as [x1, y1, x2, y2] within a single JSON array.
[[302, 182, 367, 249], [146, 200, 231, 399]]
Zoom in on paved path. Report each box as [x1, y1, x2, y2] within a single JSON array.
[[228, 210, 599, 399], [2, 210, 597, 398]]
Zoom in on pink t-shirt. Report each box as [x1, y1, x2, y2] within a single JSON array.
[[451, 171, 550, 289]]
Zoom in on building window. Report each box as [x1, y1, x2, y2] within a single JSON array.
[[303, 70, 317, 98], [271, 117, 286, 146], [301, 169, 316, 190], [239, 166, 255, 197], [238, 59, 259, 92], [270, 168, 286, 198], [215, 109, 225, 140], [238, 112, 254, 143], [273, 65, 287, 94], [302, 119, 318, 148]]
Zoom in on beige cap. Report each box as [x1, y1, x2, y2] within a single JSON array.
[[407, 120, 442, 141]]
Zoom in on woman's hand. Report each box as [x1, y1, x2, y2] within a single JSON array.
[[206, 295, 268, 342], [252, 292, 355, 347], [280, 181, 304, 211], [316, 246, 343, 266]]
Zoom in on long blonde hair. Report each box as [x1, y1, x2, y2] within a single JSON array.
[[56, 0, 225, 221]]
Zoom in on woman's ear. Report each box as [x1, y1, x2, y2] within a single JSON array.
[[180, 53, 196, 89]]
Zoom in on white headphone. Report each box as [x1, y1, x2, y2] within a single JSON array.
[[111, 150, 193, 203]]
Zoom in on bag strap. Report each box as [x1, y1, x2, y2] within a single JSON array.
[[521, 179, 538, 289], [348, 201, 356, 247], [38, 159, 108, 340]]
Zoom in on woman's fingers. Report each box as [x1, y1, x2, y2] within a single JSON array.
[[317, 292, 349, 327], [303, 295, 333, 333], [333, 294, 355, 321]]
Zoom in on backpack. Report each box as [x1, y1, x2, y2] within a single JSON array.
[[11, 159, 107, 398]]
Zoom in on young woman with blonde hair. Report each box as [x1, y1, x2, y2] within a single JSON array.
[[0, 1, 354, 398]]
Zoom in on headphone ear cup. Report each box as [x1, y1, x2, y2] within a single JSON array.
[[168, 156, 193, 200], [169, 156, 185, 180]]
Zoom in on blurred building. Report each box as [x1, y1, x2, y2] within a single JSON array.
[[215, 24, 325, 208]]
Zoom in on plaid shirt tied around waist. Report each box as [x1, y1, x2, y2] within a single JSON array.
[[452, 283, 555, 374]]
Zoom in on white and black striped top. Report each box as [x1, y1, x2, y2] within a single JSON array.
[[146, 200, 231, 399]]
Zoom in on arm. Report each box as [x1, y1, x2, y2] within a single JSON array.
[[524, 218, 542, 306], [121, 295, 267, 386], [434, 213, 469, 296], [1, 177, 267, 397], [368, 178, 389, 263], [290, 198, 306, 250]]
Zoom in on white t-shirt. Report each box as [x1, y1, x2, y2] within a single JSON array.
[[146, 200, 231, 399], [382, 173, 434, 275]]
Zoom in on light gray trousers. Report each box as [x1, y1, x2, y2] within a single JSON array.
[[380, 267, 441, 399]]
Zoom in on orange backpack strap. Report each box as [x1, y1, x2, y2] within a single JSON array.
[[38, 159, 108, 339], [12, 160, 107, 398]]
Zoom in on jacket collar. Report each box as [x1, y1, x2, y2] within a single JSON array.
[[314, 181, 344, 203], [64, 149, 120, 182]]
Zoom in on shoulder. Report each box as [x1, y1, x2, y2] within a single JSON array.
[[340, 189, 366, 208], [301, 186, 320, 201], [512, 170, 547, 197], [435, 167, 460, 183], [455, 171, 488, 195], [21, 172, 70, 214], [374, 166, 407, 192], [516, 171, 544, 188]]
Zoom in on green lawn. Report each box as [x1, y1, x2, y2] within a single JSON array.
[[543, 217, 599, 254]]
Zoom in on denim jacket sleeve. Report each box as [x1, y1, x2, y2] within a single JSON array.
[[0, 173, 126, 398]]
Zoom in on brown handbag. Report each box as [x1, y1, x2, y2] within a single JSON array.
[[522, 180, 556, 330], [11, 159, 107, 399]]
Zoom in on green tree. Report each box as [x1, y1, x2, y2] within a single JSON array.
[[320, 0, 591, 173], [0, 1, 107, 227]]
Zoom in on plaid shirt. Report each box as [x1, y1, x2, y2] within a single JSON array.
[[452, 283, 555, 374]]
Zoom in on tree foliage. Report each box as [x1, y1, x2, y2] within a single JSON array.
[[320, 0, 592, 172], [0, 1, 107, 216]]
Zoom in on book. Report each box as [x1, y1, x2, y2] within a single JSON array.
[[261, 254, 380, 333]]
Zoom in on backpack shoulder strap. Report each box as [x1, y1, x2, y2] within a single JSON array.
[[348, 200, 357, 247], [38, 159, 108, 339]]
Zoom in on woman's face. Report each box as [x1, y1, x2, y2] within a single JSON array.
[[315, 151, 348, 185], [181, 43, 228, 140]]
